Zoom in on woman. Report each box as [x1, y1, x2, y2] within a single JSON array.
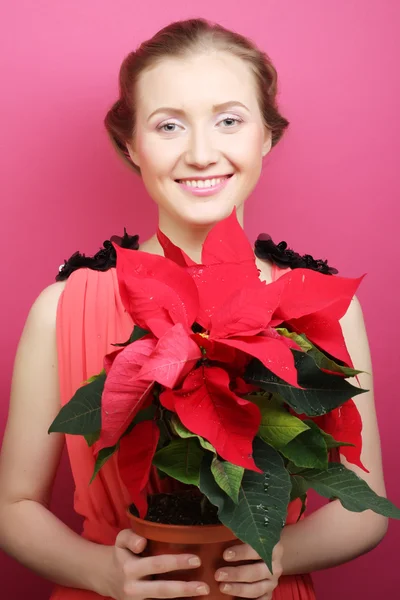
[[0, 18, 388, 600]]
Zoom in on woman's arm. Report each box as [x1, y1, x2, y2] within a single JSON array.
[[0, 282, 116, 595], [279, 294, 389, 575]]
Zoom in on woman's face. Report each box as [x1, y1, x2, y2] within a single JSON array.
[[127, 51, 272, 228]]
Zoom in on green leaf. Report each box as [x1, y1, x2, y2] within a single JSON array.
[[84, 431, 100, 447], [245, 350, 367, 417], [298, 463, 400, 519], [290, 474, 308, 501], [85, 404, 156, 448], [303, 419, 355, 450], [90, 444, 118, 483], [275, 329, 313, 352], [153, 437, 204, 485], [211, 457, 244, 504], [171, 415, 216, 453], [84, 369, 106, 384], [111, 325, 150, 347], [280, 420, 329, 470], [249, 395, 310, 449], [48, 372, 106, 435], [276, 329, 362, 378], [199, 438, 291, 573], [289, 475, 308, 521]]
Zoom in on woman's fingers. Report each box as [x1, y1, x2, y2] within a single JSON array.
[[223, 543, 260, 562], [216, 561, 269, 583], [115, 529, 147, 554], [126, 579, 210, 598], [219, 579, 273, 598], [129, 553, 202, 580]]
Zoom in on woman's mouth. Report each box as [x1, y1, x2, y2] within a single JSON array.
[[175, 174, 234, 196]]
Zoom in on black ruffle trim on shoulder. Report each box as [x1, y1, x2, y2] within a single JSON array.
[[254, 233, 338, 275], [55, 229, 338, 281], [56, 229, 140, 282]]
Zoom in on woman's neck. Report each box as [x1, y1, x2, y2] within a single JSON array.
[[136, 205, 274, 285], [139, 205, 245, 263]]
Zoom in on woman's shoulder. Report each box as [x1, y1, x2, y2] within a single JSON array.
[[254, 233, 338, 276], [55, 229, 140, 282], [23, 280, 66, 341], [54, 228, 338, 281]]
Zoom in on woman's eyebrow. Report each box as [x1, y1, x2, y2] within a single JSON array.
[[147, 101, 250, 121]]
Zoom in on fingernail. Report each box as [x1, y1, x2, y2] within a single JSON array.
[[224, 550, 236, 560], [196, 584, 209, 594], [189, 557, 201, 566], [217, 571, 228, 581], [221, 584, 232, 592]]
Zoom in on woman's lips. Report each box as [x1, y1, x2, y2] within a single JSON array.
[[176, 174, 234, 197]]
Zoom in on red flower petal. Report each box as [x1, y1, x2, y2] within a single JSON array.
[[188, 263, 262, 329], [221, 335, 301, 389], [311, 399, 368, 472], [288, 313, 354, 367], [156, 227, 196, 267], [210, 283, 280, 339], [137, 323, 201, 388], [94, 338, 157, 452], [118, 420, 160, 518], [201, 207, 256, 266], [270, 268, 365, 323], [163, 365, 262, 471], [113, 243, 199, 338]]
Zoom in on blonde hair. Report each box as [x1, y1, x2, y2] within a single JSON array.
[[104, 18, 290, 175]]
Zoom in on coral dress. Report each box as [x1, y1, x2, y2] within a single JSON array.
[[50, 263, 316, 600]]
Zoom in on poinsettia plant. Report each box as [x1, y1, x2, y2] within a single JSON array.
[[49, 209, 400, 572]]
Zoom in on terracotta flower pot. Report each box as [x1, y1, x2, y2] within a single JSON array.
[[127, 510, 244, 600]]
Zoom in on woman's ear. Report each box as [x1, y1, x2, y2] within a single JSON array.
[[262, 128, 273, 157], [126, 141, 140, 168]]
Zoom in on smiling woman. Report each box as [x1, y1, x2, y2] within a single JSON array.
[[103, 19, 289, 260], [0, 16, 391, 600]]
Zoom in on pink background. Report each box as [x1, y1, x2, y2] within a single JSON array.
[[1, 0, 399, 597]]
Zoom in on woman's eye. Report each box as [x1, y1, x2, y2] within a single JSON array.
[[158, 122, 179, 133], [219, 117, 243, 127]]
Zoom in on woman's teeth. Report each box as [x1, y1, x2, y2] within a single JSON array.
[[177, 176, 230, 188]]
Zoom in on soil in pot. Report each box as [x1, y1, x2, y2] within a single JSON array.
[[128, 490, 246, 600]]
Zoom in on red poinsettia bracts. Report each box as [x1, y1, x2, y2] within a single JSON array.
[[160, 366, 262, 472], [96, 208, 366, 502], [118, 420, 160, 518]]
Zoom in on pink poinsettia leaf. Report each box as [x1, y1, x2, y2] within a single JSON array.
[[156, 227, 196, 267], [118, 420, 160, 518], [221, 335, 302, 389], [94, 338, 157, 452], [104, 347, 124, 375], [113, 243, 199, 338], [171, 365, 262, 471], [137, 323, 202, 388]]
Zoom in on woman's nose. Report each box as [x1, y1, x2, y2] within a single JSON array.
[[184, 127, 219, 168]]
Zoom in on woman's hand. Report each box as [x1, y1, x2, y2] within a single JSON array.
[[214, 541, 284, 600], [107, 529, 210, 599]]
